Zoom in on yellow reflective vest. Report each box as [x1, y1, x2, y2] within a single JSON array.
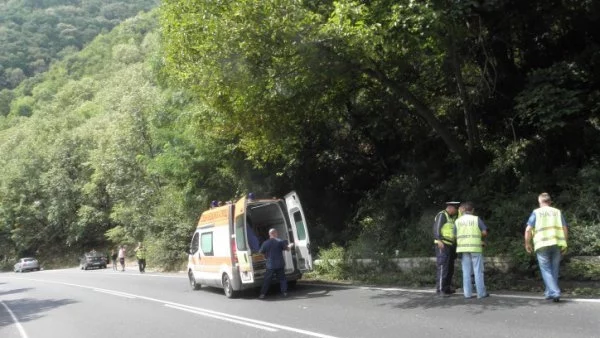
[[532, 206, 567, 251], [136, 248, 146, 260], [455, 214, 483, 253], [438, 210, 456, 245]]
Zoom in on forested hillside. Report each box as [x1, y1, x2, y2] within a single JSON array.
[[1, 1, 600, 270], [0, 0, 157, 93]]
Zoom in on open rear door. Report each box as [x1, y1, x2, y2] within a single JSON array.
[[284, 191, 313, 271], [234, 196, 254, 283]]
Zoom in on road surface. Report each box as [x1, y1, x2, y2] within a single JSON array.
[[1, 268, 599, 338]]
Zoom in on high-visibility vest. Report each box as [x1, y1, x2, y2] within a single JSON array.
[[437, 210, 456, 245], [136, 248, 146, 259], [533, 206, 567, 251], [456, 214, 483, 253]]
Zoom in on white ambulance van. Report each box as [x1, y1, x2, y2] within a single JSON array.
[[187, 191, 313, 298]]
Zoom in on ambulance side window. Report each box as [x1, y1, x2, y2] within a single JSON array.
[[201, 232, 214, 256], [190, 232, 199, 254]]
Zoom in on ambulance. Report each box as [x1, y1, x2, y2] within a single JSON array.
[[187, 191, 313, 298]]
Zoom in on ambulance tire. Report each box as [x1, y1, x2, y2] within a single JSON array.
[[188, 270, 201, 290], [222, 274, 238, 298]]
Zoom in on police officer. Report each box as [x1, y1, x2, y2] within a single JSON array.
[[524, 193, 568, 302], [433, 201, 460, 296], [135, 242, 147, 273]]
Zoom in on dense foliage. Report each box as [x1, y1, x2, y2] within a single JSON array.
[[160, 0, 600, 257], [0, 0, 158, 92], [1, 1, 599, 270]]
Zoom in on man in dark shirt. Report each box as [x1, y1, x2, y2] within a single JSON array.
[[259, 228, 293, 299]]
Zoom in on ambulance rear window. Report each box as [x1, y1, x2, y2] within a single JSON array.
[[235, 214, 248, 251], [293, 211, 307, 241]]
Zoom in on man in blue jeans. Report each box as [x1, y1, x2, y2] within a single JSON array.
[[524, 192, 568, 302], [259, 228, 293, 299], [455, 201, 488, 299]]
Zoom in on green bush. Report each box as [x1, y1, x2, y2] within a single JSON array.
[[563, 258, 600, 281], [568, 220, 600, 256], [314, 244, 348, 280]]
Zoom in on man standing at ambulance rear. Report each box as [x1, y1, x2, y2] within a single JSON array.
[[259, 228, 293, 299], [524, 192, 568, 302]]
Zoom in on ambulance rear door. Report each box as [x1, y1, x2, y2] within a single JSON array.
[[234, 196, 254, 283], [284, 191, 313, 271]]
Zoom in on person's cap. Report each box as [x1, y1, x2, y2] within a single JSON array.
[[445, 201, 460, 207]]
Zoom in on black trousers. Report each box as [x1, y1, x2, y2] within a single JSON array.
[[435, 244, 457, 293], [138, 259, 146, 272]]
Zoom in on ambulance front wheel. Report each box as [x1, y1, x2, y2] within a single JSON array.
[[222, 274, 238, 298], [189, 270, 201, 290]]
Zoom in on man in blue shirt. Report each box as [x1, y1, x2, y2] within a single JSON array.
[[259, 228, 293, 299], [524, 193, 568, 302]]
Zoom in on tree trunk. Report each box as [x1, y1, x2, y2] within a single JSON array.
[[449, 35, 480, 154]]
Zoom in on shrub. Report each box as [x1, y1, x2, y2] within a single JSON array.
[[562, 258, 600, 281], [314, 244, 348, 280]]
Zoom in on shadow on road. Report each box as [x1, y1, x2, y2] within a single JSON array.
[[0, 296, 77, 327], [193, 282, 349, 301], [370, 290, 569, 314], [0, 287, 34, 297]]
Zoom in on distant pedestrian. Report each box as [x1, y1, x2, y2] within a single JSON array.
[[455, 201, 489, 299], [258, 228, 293, 299], [524, 193, 568, 302], [111, 249, 118, 271], [118, 245, 126, 272], [433, 201, 460, 297], [135, 242, 147, 273]]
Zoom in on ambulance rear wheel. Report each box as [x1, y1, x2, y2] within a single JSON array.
[[222, 274, 238, 298], [189, 270, 201, 290]]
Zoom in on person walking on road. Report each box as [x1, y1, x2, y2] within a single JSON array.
[[258, 228, 293, 299], [433, 201, 460, 297], [524, 193, 568, 302], [118, 245, 126, 272], [111, 249, 118, 271], [135, 242, 147, 273], [455, 201, 489, 299]]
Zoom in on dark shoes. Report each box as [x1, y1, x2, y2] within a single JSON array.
[[259, 294, 265, 299], [545, 296, 560, 302]]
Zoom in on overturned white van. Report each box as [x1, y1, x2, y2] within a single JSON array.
[[187, 191, 313, 297]]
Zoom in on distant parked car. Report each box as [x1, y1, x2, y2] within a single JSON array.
[[80, 251, 107, 270], [14, 257, 40, 272]]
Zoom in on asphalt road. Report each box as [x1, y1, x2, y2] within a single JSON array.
[[1, 268, 599, 338]]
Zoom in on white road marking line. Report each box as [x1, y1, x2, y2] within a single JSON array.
[[93, 288, 136, 299], [38, 269, 185, 278], [164, 304, 278, 332], [160, 303, 340, 338], [0, 300, 29, 338], [7, 277, 342, 338]]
